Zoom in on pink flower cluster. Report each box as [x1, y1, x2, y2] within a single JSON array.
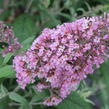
[[13, 14, 109, 106], [0, 21, 21, 56]]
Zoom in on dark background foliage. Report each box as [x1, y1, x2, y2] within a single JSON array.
[[0, 0, 109, 109]]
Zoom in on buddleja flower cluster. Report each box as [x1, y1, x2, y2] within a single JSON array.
[[0, 21, 21, 56], [13, 14, 109, 106]]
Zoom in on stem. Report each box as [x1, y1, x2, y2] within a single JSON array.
[[9, 102, 43, 106], [77, 5, 109, 19], [9, 102, 21, 106], [3, 0, 10, 10], [13, 86, 20, 92], [30, 102, 43, 105], [25, 0, 34, 13]]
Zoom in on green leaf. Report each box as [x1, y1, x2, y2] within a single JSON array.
[[97, 60, 109, 105], [9, 92, 28, 104], [13, 14, 37, 42], [56, 92, 91, 109], [0, 84, 8, 99], [18, 105, 32, 109], [0, 65, 15, 78], [3, 53, 13, 65], [0, 84, 8, 94], [100, 60, 109, 89], [0, 0, 3, 8], [31, 91, 48, 102], [9, 92, 32, 109], [42, 0, 50, 8], [31, 87, 50, 102], [0, 55, 4, 66], [0, 10, 11, 21], [0, 93, 6, 99], [43, 19, 61, 28], [21, 36, 35, 51], [0, 96, 9, 109]]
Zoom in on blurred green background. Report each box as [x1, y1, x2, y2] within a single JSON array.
[[0, 0, 109, 109]]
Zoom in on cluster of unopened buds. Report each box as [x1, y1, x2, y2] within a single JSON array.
[[13, 14, 109, 106], [0, 21, 21, 56]]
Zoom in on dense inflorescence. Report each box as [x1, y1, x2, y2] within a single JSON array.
[[13, 14, 109, 106], [0, 21, 21, 56]]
